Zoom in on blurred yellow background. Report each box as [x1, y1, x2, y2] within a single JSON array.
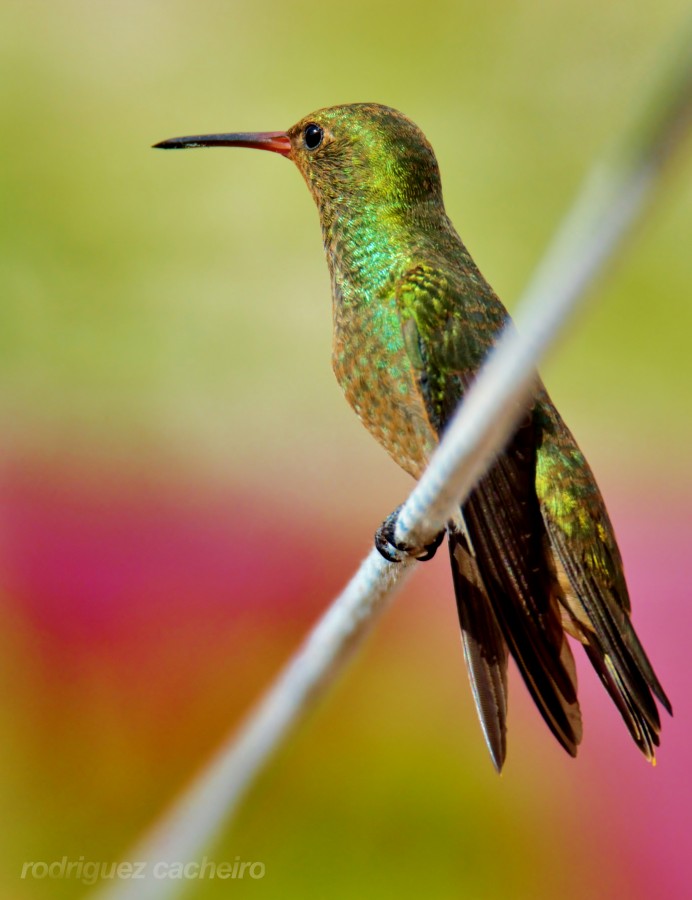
[[1, 1, 690, 898]]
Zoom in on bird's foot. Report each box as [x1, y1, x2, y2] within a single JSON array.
[[374, 505, 445, 563]]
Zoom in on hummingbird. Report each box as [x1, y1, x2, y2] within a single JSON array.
[[155, 103, 671, 771]]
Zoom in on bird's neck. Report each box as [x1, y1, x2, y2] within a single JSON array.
[[318, 195, 456, 301]]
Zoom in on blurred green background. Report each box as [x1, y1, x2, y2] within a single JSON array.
[[1, 1, 690, 898]]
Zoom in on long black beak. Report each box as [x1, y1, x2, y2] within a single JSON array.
[[152, 131, 292, 158]]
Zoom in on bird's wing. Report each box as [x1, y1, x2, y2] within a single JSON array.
[[534, 397, 672, 759], [394, 263, 582, 761]]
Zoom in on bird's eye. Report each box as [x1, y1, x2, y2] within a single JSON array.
[[303, 123, 323, 151]]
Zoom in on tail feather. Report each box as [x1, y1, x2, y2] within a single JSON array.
[[448, 523, 508, 772], [583, 642, 659, 760]]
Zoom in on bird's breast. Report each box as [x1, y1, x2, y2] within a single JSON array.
[[331, 286, 438, 480]]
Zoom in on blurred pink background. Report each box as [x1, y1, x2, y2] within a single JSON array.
[[0, 452, 689, 899]]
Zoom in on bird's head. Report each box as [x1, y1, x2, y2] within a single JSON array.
[[155, 103, 444, 219], [285, 104, 443, 213]]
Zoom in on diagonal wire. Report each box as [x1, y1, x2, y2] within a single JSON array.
[[92, 19, 692, 900]]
